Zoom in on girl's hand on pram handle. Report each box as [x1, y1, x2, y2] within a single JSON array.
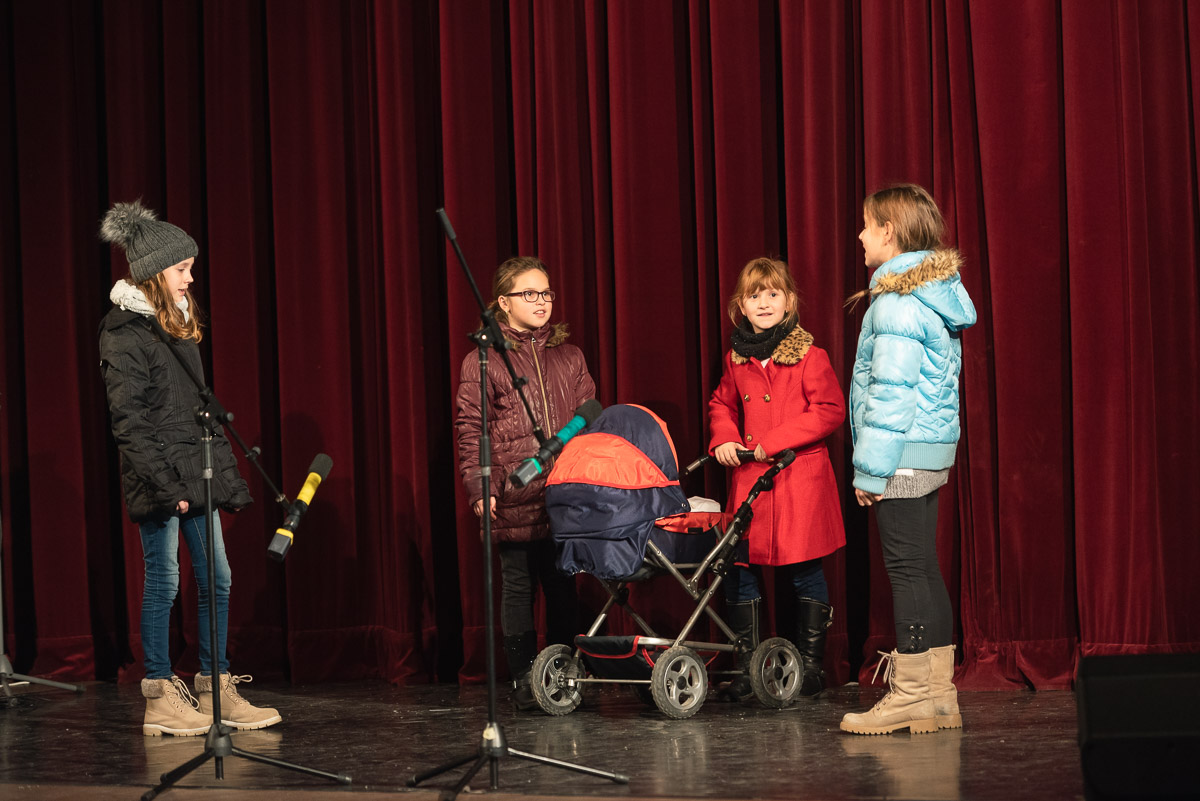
[[686, 445, 791, 475], [712, 441, 750, 467]]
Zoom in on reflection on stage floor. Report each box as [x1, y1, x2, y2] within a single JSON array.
[[0, 677, 1085, 800]]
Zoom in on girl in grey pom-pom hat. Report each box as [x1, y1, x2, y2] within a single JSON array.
[[98, 200, 280, 736]]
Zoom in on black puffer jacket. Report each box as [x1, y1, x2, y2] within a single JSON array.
[[99, 308, 252, 523]]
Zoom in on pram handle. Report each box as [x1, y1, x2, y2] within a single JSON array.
[[682, 448, 795, 477]]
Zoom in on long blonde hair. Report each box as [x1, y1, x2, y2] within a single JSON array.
[[138, 272, 203, 342], [863, 183, 944, 252], [847, 184, 946, 309]]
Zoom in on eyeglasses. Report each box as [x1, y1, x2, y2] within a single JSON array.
[[503, 289, 556, 303]]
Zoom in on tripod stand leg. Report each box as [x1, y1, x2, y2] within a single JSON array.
[[141, 748, 214, 801], [0, 671, 85, 695], [509, 747, 631, 783], [1, 647, 84, 695], [230, 746, 351, 783], [451, 752, 489, 798], [408, 750, 480, 786]]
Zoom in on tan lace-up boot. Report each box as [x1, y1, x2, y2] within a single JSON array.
[[142, 676, 213, 736], [840, 650, 938, 735], [928, 644, 962, 729], [195, 673, 282, 730]]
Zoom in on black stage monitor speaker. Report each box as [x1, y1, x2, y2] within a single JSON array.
[[1077, 653, 1200, 800]]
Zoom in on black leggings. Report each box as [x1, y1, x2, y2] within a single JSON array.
[[875, 490, 952, 652], [497, 539, 578, 644]]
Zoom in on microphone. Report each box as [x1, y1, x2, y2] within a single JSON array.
[[509, 399, 603, 489], [435, 208, 456, 241], [267, 453, 333, 561]]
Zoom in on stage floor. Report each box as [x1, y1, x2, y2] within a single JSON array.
[[1, 677, 1084, 800]]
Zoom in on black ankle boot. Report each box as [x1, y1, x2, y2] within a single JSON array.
[[503, 632, 540, 712], [510, 671, 538, 712], [719, 598, 759, 702], [795, 598, 832, 698]]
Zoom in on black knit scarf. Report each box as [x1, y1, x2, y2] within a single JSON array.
[[730, 317, 795, 360]]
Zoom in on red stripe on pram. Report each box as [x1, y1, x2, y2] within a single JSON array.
[[654, 511, 731, 533], [575, 635, 664, 662], [575, 636, 722, 669], [547, 433, 678, 489]]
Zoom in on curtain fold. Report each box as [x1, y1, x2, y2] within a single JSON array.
[[2, 0, 1197, 688]]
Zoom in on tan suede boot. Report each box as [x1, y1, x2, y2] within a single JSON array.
[[928, 644, 963, 729], [142, 677, 213, 737], [840, 650, 938, 735], [195, 673, 282, 730]]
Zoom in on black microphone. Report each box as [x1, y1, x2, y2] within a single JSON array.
[[267, 453, 333, 561], [509, 399, 603, 489]]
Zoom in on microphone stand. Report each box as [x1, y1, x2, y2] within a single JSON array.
[[138, 317, 350, 800], [408, 210, 628, 798], [1, 504, 86, 704]]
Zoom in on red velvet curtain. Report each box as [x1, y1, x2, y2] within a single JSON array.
[[2, 0, 1197, 690]]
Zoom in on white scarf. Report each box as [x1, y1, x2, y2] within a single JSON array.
[[110, 279, 189, 323]]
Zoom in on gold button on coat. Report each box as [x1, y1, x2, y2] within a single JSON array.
[[743, 394, 750, 402], [763, 394, 771, 402]]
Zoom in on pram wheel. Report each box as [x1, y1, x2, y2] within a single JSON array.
[[650, 646, 708, 719], [749, 637, 803, 708], [530, 644, 585, 715]]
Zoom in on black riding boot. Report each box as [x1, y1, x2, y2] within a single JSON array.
[[718, 598, 759, 702], [503, 631, 539, 712], [795, 598, 833, 698]]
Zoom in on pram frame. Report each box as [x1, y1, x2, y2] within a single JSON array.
[[534, 450, 801, 717]]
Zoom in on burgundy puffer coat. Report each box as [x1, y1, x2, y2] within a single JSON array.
[[455, 321, 597, 542]]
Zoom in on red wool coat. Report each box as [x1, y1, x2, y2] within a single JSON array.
[[708, 326, 846, 566]]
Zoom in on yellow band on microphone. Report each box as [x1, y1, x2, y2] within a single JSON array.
[[273, 528, 295, 541], [297, 472, 323, 505]]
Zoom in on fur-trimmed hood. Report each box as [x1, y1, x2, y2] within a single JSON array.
[[868, 249, 975, 332], [731, 324, 814, 365]]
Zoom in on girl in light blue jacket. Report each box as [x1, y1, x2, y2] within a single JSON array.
[[841, 185, 976, 737]]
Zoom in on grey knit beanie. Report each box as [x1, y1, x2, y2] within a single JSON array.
[[99, 200, 197, 283]]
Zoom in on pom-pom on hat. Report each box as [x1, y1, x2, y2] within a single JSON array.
[[99, 200, 197, 283]]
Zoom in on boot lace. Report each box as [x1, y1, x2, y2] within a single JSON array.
[[867, 651, 897, 710], [222, 674, 255, 706], [169, 676, 202, 710], [870, 650, 894, 685]]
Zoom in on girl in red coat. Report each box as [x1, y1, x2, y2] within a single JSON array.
[[709, 257, 846, 699]]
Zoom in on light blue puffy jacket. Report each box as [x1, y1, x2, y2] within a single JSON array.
[[850, 249, 977, 494]]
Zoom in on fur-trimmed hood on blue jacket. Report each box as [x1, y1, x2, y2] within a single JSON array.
[[849, 249, 977, 494]]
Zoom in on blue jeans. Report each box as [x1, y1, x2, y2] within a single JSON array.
[[139, 510, 231, 679]]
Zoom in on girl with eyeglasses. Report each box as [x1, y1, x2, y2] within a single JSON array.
[[454, 256, 597, 711]]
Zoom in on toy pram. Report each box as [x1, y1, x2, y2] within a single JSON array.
[[532, 403, 803, 719]]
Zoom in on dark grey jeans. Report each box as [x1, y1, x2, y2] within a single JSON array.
[[497, 539, 577, 644], [875, 490, 952, 652]]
